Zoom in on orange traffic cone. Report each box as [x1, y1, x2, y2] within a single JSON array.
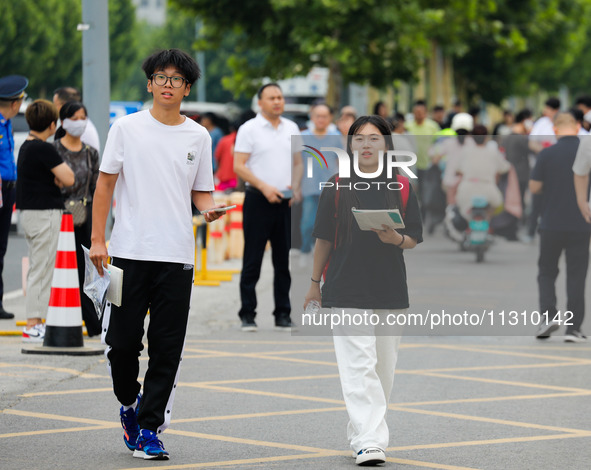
[[22, 213, 103, 356]]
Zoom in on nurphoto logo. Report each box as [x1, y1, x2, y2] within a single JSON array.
[[305, 146, 418, 191]]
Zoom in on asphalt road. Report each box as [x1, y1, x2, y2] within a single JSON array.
[[1, 229, 590, 469]]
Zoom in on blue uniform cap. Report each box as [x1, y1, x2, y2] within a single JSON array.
[[0, 75, 29, 100]]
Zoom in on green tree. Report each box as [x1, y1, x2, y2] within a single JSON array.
[[172, 0, 590, 106], [172, 0, 440, 106], [0, 0, 82, 97], [450, 0, 591, 103]]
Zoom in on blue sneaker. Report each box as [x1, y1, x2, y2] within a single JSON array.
[[119, 394, 141, 451], [133, 429, 169, 460]]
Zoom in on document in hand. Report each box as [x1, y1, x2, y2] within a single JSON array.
[[106, 265, 123, 307], [82, 246, 124, 320], [351, 207, 405, 231]]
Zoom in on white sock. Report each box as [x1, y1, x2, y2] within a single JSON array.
[[123, 401, 137, 411]]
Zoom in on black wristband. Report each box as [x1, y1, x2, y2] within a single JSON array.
[[311, 277, 321, 283], [396, 234, 405, 247]]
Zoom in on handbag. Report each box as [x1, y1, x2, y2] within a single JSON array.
[[65, 147, 91, 227]]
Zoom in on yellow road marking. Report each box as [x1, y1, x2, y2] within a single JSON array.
[[186, 339, 333, 345], [429, 344, 591, 364], [387, 432, 591, 452], [0, 425, 113, 439], [185, 383, 345, 405], [400, 361, 589, 373], [184, 347, 334, 356], [408, 371, 591, 393], [173, 407, 345, 423], [1, 409, 115, 426], [19, 387, 112, 398], [386, 457, 479, 470], [256, 348, 334, 356], [0, 362, 105, 379], [182, 373, 339, 386], [183, 348, 338, 366], [393, 391, 591, 407], [118, 452, 337, 470], [390, 406, 591, 434], [166, 428, 331, 453]]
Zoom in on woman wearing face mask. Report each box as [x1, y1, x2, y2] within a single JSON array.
[[53, 100, 101, 337], [304, 115, 423, 466]]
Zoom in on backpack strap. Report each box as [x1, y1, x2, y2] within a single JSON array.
[[396, 174, 410, 217]]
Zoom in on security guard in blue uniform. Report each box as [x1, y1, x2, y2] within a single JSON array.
[[0, 75, 28, 319]]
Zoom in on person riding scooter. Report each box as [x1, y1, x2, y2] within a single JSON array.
[[455, 125, 511, 220]]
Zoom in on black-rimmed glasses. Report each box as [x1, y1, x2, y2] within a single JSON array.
[[150, 73, 187, 88]]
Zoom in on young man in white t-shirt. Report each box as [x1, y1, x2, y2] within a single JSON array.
[[90, 49, 224, 460]]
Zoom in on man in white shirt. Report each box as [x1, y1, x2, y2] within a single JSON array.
[[53, 87, 101, 152], [234, 83, 302, 331], [530, 97, 560, 147], [90, 49, 224, 461], [573, 135, 591, 223]]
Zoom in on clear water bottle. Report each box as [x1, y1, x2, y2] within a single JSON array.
[[305, 300, 321, 316]]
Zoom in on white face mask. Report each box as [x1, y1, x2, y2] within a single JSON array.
[[524, 119, 534, 132], [62, 118, 87, 137]]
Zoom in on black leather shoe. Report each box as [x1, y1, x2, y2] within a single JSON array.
[[274, 317, 293, 330], [0, 307, 15, 320]]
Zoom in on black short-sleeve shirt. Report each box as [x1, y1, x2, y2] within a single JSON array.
[[312, 179, 423, 309], [16, 140, 65, 210]]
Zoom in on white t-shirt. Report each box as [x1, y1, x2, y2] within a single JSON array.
[[100, 110, 214, 265], [234, 113, 300, 191], [530, 116, 557, 145], [573, 135, 591, 176]]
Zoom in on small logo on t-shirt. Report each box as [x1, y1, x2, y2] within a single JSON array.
[[187, 151, 196, 165]]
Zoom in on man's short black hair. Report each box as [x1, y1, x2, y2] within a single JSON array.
[[515, 109, 532, 123], [570, 107, 584, 122], [432, 105, 444, 112], [413, 99, 426, 107], [142, 49, 201, 86], [576, 95, 591, 108], [53, 86, 81, 103], [257, 83, 282, 99], [545, 97, 560, 110]]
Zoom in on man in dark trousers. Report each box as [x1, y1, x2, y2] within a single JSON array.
[[90, 49, 225, 460], [233, 83, 302, 331], [0, 75, 28, 319], [530, 112, 590, 343]]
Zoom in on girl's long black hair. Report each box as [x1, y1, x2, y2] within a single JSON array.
[[334, 115, 403, 246]]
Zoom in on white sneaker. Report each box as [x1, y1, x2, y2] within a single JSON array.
[[564, 330, 587, 343], [355, 447, 386, 466], [22, 324, 45, 343], [535, 320, 560, 339]]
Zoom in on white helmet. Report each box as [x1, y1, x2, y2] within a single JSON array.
[[451, 112, 474, 131]]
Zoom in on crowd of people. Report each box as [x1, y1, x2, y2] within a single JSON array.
[[1, 49, 590, 466]]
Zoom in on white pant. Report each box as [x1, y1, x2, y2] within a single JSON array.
[[21, 210, 62, 319], [332, 307, 404, 452]]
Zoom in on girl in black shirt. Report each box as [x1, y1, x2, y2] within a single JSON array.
[[304, 115, 423, 466]]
